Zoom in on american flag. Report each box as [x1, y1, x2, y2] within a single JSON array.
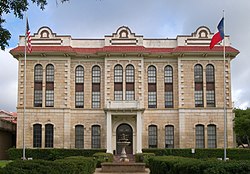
[[26, 18, 32, 53]]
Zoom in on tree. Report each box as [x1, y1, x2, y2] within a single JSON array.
[[234, 108, 250, 148], [0, 0, 68, 50]]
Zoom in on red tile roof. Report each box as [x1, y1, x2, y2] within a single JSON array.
[[0, 110, 17, 124], [10, 45, 239, 56]]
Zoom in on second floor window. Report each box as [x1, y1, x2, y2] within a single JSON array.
[[126, 64, 135, 100], [34, 64, 43, 107], [148, 66, 157, 108], [92, 66, 101, 108], [164, 65, 173, 108], [75, 66, 84, 108], [46, 64, 54, 107], [206, 64, 215, 107], [114, 65, 123, 101], [194, 64, 203, 107]]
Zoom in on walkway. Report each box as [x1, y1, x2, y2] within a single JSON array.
[[94, 168, 150, 174]]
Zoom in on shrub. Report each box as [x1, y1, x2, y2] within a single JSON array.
[[148, 156, 250, 174], [142, 148, 250, 160], [0, 157, 96, 174], [93, 152, 113, 168], [135, 153, 155, 167], [8, 148, 106, 160]]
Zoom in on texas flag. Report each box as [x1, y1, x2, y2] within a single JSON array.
[[210, 18, 224, 49]]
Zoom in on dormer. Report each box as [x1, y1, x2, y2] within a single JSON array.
[[105, 26, 143, 46]]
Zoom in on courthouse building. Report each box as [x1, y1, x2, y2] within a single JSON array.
[[11, 26, 239, 154]]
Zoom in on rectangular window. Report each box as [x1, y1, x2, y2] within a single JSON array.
[[34, 90, 42, 107], [92, 91, 100, 108], [148, 92, 157, 108], [114, 83, 123, 101], [165, 126, 174, 148], [206, 90, 215, 107], [75, 92, 84, 108], [126, 91, 134, 101], [114, 91, 123, 101], [195, 90, 203, 107], [45, 90, 54, 107]]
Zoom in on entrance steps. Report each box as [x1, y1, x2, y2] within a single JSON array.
[[97, 154, 147, 173]]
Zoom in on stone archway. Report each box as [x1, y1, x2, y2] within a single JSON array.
[[116, 123, 133, 154]]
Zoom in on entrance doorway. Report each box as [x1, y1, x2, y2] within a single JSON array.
[[116, 123, 133, 154]]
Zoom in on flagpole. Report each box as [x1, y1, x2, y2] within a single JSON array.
[[22, 15, 27, 160], [223, 10, 227, 161]]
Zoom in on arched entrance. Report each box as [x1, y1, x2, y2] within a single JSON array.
[[116, 123, 133, 154]]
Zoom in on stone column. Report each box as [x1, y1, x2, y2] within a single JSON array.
[[106, 112, 112, 153], [136, 111, 142, 153]]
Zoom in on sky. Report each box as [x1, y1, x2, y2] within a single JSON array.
[[1, 0, 250, 111]]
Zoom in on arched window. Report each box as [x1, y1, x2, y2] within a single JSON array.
[[75, 66, 84, 108], [114, 65, 123, 100], [126, 64, 135, 100], [75, 125, 84, 148], [45, 124, 54, 148], [195, 124, 204, 148], [33, 124, 42, 148], [206, 64, 215, 107], [164, 65, 173, 108], [91, 125, 101, 148], [148, 125, 157, 148], [92, 66, 101, 108], [148, 66, 157, 108], [194, 64, 203, 107], [165, 125, 174, 148], [34, 64, 43, 107], [207, 124, 217, 148], [46, 64, 54, 107]]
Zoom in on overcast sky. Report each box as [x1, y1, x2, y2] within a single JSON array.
[[1, 0, 249, 111]]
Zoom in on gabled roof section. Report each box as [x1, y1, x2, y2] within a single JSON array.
[[104, 26, 144, 46]]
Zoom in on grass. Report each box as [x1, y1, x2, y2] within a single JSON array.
[[0, 160, 12, 168]]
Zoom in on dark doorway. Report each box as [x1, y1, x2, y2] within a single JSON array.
[[116, 123, 133, 154]]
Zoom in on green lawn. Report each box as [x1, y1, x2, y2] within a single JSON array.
[[0, 160, 12, 168]]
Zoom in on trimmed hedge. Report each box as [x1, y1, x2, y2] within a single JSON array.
[[142, 148, 250, 160], [0, 156, 96, 174], [8, 148, 106, 160], [135, 153, 155, 167], [148, 156, 250, 174], [93, 152, 113, 168]]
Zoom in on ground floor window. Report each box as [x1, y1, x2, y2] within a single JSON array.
[[148, 125, 157, 148], [92, 125, 101, 148], [75, 125, 84, 148]]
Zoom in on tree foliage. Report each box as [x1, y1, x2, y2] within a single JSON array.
[[234, 108, 250, 148], [0, 0, 69, 50]]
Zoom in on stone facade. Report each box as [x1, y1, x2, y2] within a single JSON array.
[[11, 26, 239, 153]]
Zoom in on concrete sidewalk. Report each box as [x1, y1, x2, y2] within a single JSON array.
[[94, 168, 150, 174]]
